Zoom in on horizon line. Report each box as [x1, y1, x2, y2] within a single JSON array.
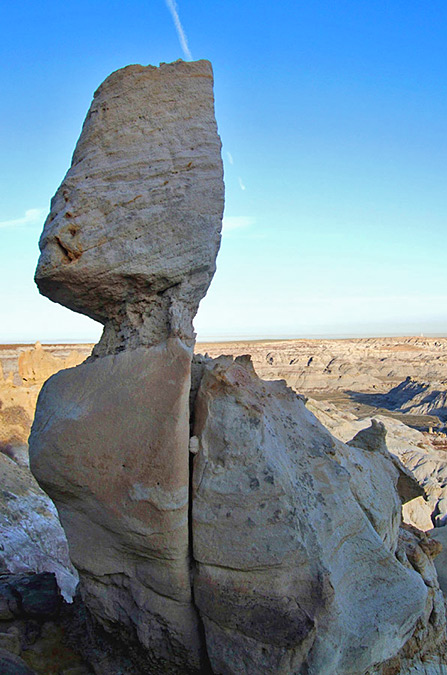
[[1, 332, 446, 347]]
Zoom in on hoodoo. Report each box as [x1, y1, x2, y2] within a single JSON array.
[[30, 59, 224, 673], [29, 60, 447, 674]]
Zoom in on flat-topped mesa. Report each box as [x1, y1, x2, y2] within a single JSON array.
[[35, 59, 224, 355]]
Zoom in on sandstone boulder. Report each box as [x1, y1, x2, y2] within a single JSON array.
[[30, 340, 202, 670], [35, 60, 224, 354]]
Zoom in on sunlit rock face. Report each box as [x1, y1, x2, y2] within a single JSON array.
[[30, 340, 202, 669], [30, 59, 224, 674], [191, 356, 430, 675], [35, 59, 224, 355]]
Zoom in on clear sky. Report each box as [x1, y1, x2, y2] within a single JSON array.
[[1, 1, 446, 342]]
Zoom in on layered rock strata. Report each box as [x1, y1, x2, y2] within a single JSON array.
[[35, 60, 223, 355], [30, 59, 224, 673]]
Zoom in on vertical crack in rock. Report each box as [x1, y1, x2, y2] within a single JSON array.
[[29, 59, 224, 674]]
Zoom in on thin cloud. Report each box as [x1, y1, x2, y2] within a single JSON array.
[[222, 216, 256, 232], [238, 177, 246, 191], [0, 208, 46, 229], [165, 0, 192, 60], [226, 151, 234, 165]]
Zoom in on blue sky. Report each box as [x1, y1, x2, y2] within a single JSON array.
[[0, 1, 446, 342]]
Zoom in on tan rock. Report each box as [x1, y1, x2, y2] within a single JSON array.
[[18, 342, 84, 386], [35, 60, 224, 354], [30, 340, 202, 669]]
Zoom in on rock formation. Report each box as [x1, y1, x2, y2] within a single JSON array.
[[191, 356, 439, 674], [30, 59, 224, 673], [18, 341, 85, 386], [28, 59, 447, 674], [0, 452, 77, 601], [309, 401, 447, 532], [35, 60, 223, 356], [197, 336, 447, 397], [0, 342, 88, 467]]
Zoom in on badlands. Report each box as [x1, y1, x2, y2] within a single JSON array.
[[2, 336, 447, 673], [1, 59, 447, 674]]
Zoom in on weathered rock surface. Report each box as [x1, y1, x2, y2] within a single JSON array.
[[346, 419, 425, 505], [309, 402, 447, 531], [0, 343, 88, 467], [380, 376, 447, 421], [0, 453, 78, 600], [35, 60, 224, 354], [18, 341, 85, 387], [30, 59, 224, 673], [191, 356, 433, 674], [31, 340, 202, 669], [369, 525, 447, 674]]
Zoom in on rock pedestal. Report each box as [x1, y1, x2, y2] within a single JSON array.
[[30, 59, 224, 673]]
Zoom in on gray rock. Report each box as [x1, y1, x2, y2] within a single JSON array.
[[35, 60, 224, 355], [0, 453, 78, 601], [0, 572, 61, 618], [0, 648, 36, 674], [348, 419, 425, 504], [192, 356, 429, 675]]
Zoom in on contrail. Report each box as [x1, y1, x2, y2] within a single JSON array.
[[165, 0, 193, 60]]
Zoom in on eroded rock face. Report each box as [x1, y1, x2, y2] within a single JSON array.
[[31, 340, 201, 668], [30, 59, 224, 673], [35, 60, 224, 354], [0, 453, 78, 601], [191, 356, 430, 675]]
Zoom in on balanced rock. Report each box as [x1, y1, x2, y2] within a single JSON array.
[[30, 59, 224, 673], [35, 59, 224, 354], [28, 57, 447, 675]]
